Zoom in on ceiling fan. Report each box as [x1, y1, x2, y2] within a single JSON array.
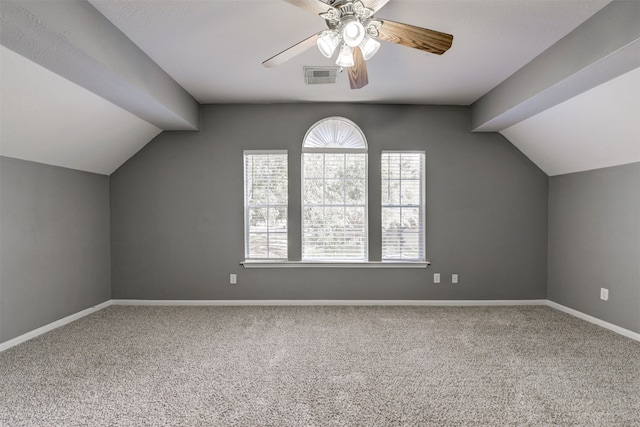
[[262, 0, 454, 90]]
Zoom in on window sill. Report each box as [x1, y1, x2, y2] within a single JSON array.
[[241, 261, 430, 269]]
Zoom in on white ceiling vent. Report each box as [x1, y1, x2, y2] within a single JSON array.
[[304, 67, 340, 85]]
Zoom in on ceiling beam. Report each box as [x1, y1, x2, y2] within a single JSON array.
[[470, 0, 640, 133], [0, 0, 199, 131]]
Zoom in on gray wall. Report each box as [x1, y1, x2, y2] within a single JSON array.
[[0, 157, 111, 343], [548, 162, 640, 333], [111, 104, 548, 300]]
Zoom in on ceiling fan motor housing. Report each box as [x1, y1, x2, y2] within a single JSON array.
[[321, 1, 381, 44]]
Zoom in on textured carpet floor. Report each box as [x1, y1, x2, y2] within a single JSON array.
[[0, 305, 638, 426]]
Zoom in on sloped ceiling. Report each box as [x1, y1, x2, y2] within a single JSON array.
[[0, 45, 161, 175], [502, 68, 640, 176], [1, 0, 638, 176]]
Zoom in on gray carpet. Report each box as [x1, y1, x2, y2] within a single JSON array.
[[0, 305, 638, 426]]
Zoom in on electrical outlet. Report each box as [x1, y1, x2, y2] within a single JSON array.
[[600, 288, 608, 301], [452, 274, 458, 284], [230, 274, 237, 285], [433, 273, 440, 284]]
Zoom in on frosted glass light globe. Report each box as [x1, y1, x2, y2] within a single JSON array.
[[317, 30, 341, 58], [336, 44, 355, 67], [342, 20, 365, 47], [360, 36, 380, 60]]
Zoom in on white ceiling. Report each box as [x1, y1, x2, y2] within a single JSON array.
[[1, 0, 638, 176], [0, 45, 161, 175], [502, 67, 640, 176], [89, 0, 610, 105]]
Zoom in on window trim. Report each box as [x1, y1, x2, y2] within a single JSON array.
[[241, 123, 432, 268], [241, 261, 429, 269], [243, 150, 288, 261], [381, 150, 426, 262], [301, 117, 369, 262], [302, 116, 368, 153], [301, 152, 369, 261]]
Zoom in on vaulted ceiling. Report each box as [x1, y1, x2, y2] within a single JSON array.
[[1, 0, 638, 176]]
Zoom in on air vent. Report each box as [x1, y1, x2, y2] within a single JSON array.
[[304, 66, 340, 85]]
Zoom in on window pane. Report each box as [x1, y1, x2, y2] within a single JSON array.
[[248, 233, 268, 259], [269, 179, 288, 205], [303, 179, 323, 204], [381, 152, 425, 261], [400, 233, 421, 259], [304, 206, 324, 228], [303, 153, 324, 178], [345, 153, 366, 178], [325, 153, 345, 179], [401, 207, 420, 230], [401, 179, 421, 205], [382, 207, 401, 230], [303, 206, 323, 258], [244, 152, 288, 260], [247, 177, 267, 205], [345, 179, 366, 204], [382, 233, 402, 259], [325, 179, 344, 204], [400, 154, 421, 179], [382, 232, 421, 260], [382, 180, 400, 205], [325, 206, 345, 231], [382, 153, 400, 179], [269, 206, 288, 230], [268, 233, 288, 259], [249, 208, 268, 232]]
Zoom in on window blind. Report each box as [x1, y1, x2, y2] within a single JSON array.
[[244, 151, 288, 260], [381, 152, 425, 261], [302, 153, 367, 260]]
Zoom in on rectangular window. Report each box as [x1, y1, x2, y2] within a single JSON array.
[[381, 151, 425, 261], [244, 151, 288, 260], [302, 153, 368, 261]]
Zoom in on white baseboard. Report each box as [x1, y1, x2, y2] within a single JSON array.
[[111, 299, 548, 307], [546, 300, 640, 342], [0, 300, 112, 352], [3, 299, 637, 352]]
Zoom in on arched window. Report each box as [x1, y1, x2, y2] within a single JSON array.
[[302, 117, 368, 261], [302, 117, 368, 152]]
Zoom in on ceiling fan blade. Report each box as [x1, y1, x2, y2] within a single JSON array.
[[364, 0, 391, 13], [377, 19, 453, 55], [348, 47, 368, 89], [263, 33, 321, 68], [281, 0, 337, 15]]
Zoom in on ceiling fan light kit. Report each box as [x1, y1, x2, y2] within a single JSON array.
[[317, 1, 382, 67], [336, 44, 355, 67], [317, 30, 341, 58], [263, 0, 454, 89], [342, 20, 365, 46], [360, 35, 380, 60]]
